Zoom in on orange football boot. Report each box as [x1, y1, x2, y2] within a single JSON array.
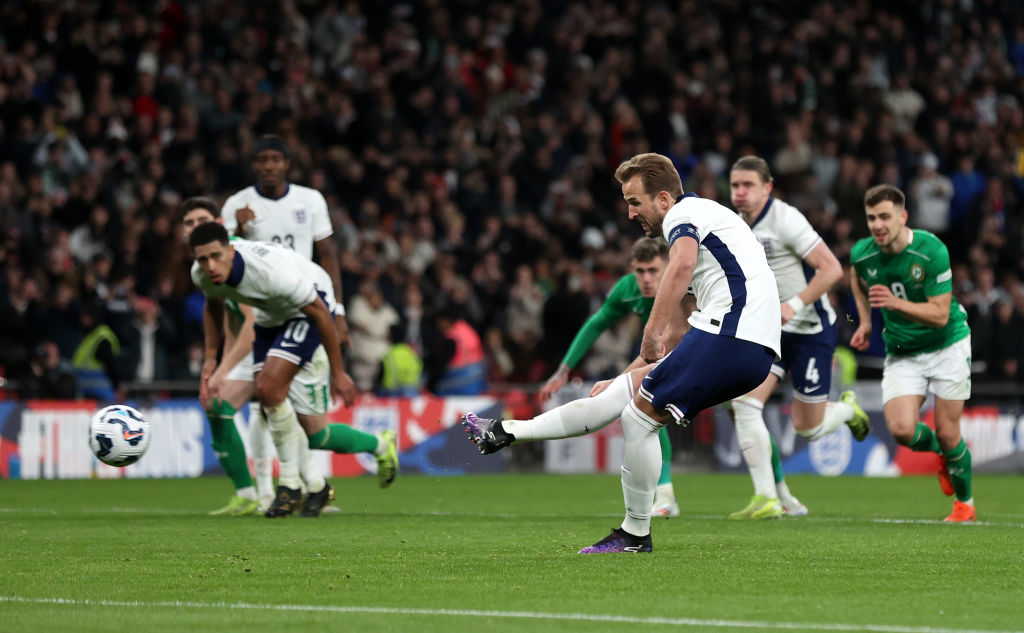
[[943, 501, 976, 523]]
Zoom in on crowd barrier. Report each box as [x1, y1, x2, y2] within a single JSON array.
[[1, 395, 511, 480], [3, 382, 1022, 479]]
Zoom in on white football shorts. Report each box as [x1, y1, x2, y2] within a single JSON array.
[[290, 345, 330, 416], [881, 336, 972, 403]]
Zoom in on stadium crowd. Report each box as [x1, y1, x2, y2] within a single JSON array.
[[1, 0, 1023, 399]]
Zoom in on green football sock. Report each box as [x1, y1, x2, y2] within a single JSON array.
[[769, 434, 784, 485], [908, 422, 941, 452], [657, 425, 672, 486], [206, 400, 253, 491], [944, 439, 973, 502], [308, 423, 379, 454]]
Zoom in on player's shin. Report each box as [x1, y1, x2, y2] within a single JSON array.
[[733, 397, 776, 498], [308, 424, 378, 454], [797, 401, 851, 442], [505, 373, 632, 441], [297, 439, 326, 494], [619, 401, 662, 538], [944, 439, 973, 502], [248, 405, 275, 506], [264, 399, 303, 490], [207, 400, 254, 493], [769, 434, 784, 484], [909, 422, 941, 452]]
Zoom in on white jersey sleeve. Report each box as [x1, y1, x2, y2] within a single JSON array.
[[662, 194, 781, 356], [308, 189, 333, 242], [750, 198, 836, 334], [220, 190, 248, 237]]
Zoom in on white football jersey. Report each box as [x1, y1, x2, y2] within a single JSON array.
[[748, 197, 836, 335], [663, 193, 781, 356], [191, 240, 340, 327], [221, 184, 333, 261]]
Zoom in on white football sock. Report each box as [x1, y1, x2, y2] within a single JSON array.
[[732, 396, 777, 498], [298, 438, 326, 493], [776, 480, 796, 505], [655, 482, 676, 503], [235, 485, 257, 501], [249, 404, 275, 502], [798, 401, 853, 442], [505, 373, 632, 441], [264, 399, 302, 490], [619, 401, 662, 537]]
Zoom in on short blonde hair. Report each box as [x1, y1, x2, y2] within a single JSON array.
[[614, 153, 683, 198]]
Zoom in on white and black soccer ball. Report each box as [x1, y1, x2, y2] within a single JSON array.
[[88, 405, 151, 467]]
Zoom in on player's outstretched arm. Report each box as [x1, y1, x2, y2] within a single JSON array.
[[539, 364, 571, 402], [849, 267, 872, 351], [542, 286, 627, 401], [786, 242, 843, 323], [301, 298, 357, 407]]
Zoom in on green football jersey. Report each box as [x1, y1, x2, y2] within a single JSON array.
[[851, 229, 970, 356], [561, 273, 654, 368]]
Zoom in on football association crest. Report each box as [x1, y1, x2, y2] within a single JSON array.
[[294, 209, 307, 224], [910, 263, 925, 282]]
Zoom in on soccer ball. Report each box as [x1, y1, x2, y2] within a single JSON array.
[[88, 405, 151, 467]]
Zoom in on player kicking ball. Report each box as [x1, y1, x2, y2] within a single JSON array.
[[538, 237, 681, 517], [849, 185, 975, 522], [466, 153, 782, 552]]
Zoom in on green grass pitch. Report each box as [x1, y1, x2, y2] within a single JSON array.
[[1, 473, 1022, 633]]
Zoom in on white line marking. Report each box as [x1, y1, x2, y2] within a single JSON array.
[[1, 508, 1022, 528], [0, 596, 1019, 633]]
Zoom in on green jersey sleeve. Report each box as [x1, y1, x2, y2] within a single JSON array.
[[560, 274, 653, 369], [920, 233, 953, 297]]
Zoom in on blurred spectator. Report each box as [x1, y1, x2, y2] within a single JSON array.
[[426, 306, 486, 396], [71, 304, 119, 402], [989, 299, 1024, 380], [375, 321, 423, 398], [506, 264, 545, 347], [909, 153, 954, 235], [347, 279, 400, 391], [22, 340, 77, 399]]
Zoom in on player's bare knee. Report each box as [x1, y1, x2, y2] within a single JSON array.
[[889, 426, 915, 445], [934, 425, 961, 449], [254, 381, 287, 409], [632, 394, 672, 425], [296, 414, 325, 435]]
